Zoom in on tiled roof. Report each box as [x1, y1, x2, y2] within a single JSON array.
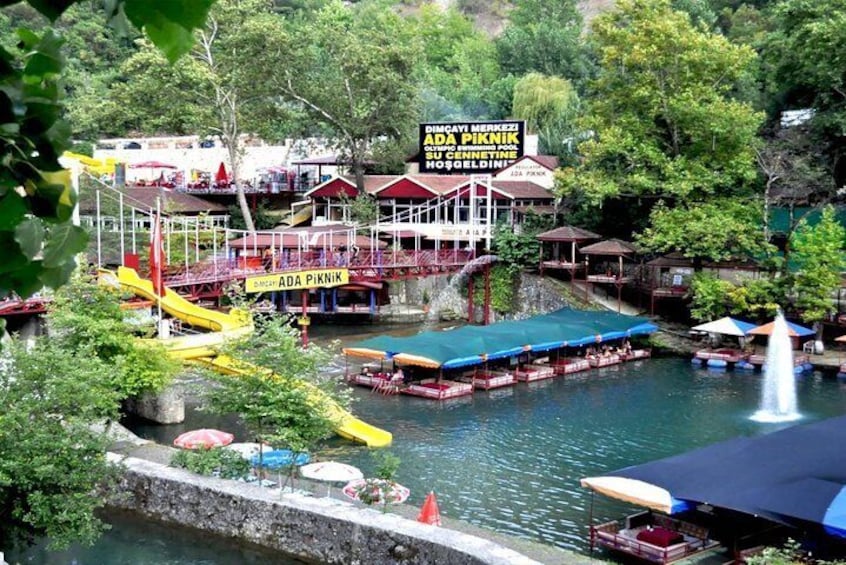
[[580, 238, 638, 256], [537, 225, 601, 242]]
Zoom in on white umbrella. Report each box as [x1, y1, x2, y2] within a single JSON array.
[[690, 317, 756, 337], [224, 442, 274, 460], [300, 461, 363, 497]]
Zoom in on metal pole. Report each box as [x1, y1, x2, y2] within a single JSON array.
[[95, 189, 102, 267], [131, 207, 136, 254], [485, 175, 492, 250], [119, 192, 125, 264]]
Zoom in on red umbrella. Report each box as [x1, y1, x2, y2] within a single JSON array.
[[215, 162, 229, 185], [173, 428, 234, 449]]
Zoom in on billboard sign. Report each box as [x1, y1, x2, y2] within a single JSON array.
[[419, 121, 525, 174], [245, 268, 349, 293]]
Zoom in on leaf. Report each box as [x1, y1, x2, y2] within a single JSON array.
[[0, 192, 29, 231], [22, 0, 78, 21], [14, 217, 44, 260], [40, 260, 77, 290], [124, 0, 216, 63], [41, 223, 88, 269]]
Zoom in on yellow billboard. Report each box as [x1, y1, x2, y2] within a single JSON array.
[[245, 268, 350, 293]]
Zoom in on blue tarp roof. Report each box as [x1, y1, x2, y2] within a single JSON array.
[[344, 308, 658, 369], [586, 415, 846, 538]]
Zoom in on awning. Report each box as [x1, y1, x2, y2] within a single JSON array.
[[581, 414, 846, 536], [580, 477, 692, 514], [343, 308, 658, 368]]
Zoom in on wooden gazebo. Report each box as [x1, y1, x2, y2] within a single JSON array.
[[580, 239, 638, 312], [537, 225, 601, 280]]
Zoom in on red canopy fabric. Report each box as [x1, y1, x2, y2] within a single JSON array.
[[215, 162, 229, 184], [130, 161, 177, 169], [173, 429, 234, 449]]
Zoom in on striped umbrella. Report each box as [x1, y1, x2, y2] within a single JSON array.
[[173, 428, 234, 449]]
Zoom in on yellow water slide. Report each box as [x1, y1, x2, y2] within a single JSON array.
[[109, 267, 392, 447]]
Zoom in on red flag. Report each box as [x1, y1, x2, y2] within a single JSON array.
[[149, 212, 167, 296], [417, 491, 441, 526]]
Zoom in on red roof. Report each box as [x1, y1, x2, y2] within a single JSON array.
[[374, 177, 438, 198]]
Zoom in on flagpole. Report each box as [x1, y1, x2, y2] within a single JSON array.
[[156, 197, 163, 336]]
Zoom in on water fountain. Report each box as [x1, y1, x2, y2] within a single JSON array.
[[425, 255, 499, 323], [751, 311, 802, 423]]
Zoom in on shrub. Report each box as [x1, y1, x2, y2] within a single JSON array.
[[171, 447, 250, 479]]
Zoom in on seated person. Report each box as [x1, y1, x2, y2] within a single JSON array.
[[393, 368, 405, 382], [361, 366, 371, 376]]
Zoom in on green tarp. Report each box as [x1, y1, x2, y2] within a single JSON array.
[[345, 308, 658, 369]]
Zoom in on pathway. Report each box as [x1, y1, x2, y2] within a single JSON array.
[[568, 280, 646, 316]]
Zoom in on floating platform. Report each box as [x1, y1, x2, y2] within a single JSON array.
[[402, 379, 473, 400], [514, 364, 555, 382]]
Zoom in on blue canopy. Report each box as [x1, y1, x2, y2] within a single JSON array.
[[344, 308, 658, 368], [582, 415, 846, 538]]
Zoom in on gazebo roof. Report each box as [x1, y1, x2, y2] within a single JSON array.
[[536, 225, 601, 242], [580, 238, 638, 256]]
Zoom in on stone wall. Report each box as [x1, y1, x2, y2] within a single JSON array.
[[110, 455, 540, 565], [123, 385, 185, 424]]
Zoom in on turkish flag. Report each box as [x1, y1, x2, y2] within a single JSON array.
[[149, 212, 167, 296]]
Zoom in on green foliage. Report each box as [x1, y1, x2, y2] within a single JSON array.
[[373, 450, 400, 481], [204, 315, 348, 456], [0, 0, 214, 314], [227, 201, 277, 231], [726, 277, 782, 319], [636, 199, 773, 263], [495, 0, 592, 86], [171, 447, 251, 479], [489, 264, 516, 314], [338, 192, 379, 227], [48, 273, 179, 398], [276, 0, 421, 191], [512, 73, 581, 164], [491, 213, 552, 271], [688, 272, 735, 321], [765, 0, 846, 187], [0, 337, 120, 549], [789, 206, 846, 325], [558, 0, 762, 206], [165, 227, 228, 268]]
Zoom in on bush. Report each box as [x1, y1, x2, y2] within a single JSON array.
[[171, 447, 251, 479]]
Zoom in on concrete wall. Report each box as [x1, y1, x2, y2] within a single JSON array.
[[109, 455, 540, 565]]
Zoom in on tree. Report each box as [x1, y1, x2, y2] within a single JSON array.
[[0, 337, 121, 549], [764, 0, 846, 187], [511, 73, 581, 164], [203, 315, 349, 480], [636, 199, 773, 267], [0, 0, 215, 311], [789, 206, 846, 327], [276, 1, 421, 193], [495, 0, 592, 86], [48, 273, 179, 400], [557, 0, 762, 206]]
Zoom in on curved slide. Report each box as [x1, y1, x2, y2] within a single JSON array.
[[108, 267, 392, 447]]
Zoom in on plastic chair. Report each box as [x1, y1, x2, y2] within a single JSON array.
[[802, 341, 815, 354]]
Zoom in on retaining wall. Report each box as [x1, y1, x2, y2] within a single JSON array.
[[109, 455, 540, 565]]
